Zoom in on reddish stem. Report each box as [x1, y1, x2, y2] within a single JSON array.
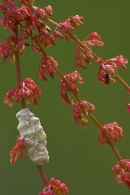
[[14, 29, 26, 109], [37, 165, 48, 187], [115, 74, 130, 92]]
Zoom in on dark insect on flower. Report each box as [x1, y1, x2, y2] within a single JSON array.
[[104, 73, 110, 84]]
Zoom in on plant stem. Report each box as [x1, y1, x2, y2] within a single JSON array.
[[14, 29, 26, 109], [115, 74, 130, 92], [37, 165, 48, 187], [15, 49, 22, 83]]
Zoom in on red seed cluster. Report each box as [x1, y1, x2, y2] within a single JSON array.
[[98, 63, 116, 84], [73, 100, 95, 128], [97, 55, 128, 84], [50, 178, 69, 195], [59, 15, 84, 32], [38, 56, 58, 81], [98, 122, 123, 145], [10, 135, 27, 165], [3, 78, 42, 107], [0, 36, 26, 63], [60, 71, 84, 105], [74, 32, 104, 68], [39, 178, 69, 195], [112, 159, 130, 188]]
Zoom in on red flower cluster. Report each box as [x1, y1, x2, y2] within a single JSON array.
[[39, 178, 69, 195], [59, 15, 84, 32], [35, 5, 53, 19], [0, 1, 57, 58], [97, 63, 116, 84], [74, 32, 104, 68], [98, 122, 123, 145], [60, 71, 84, 105], [113, 159, 130, 188], [97, 55, 128, 84], [34, 20, 56, 48], [54, 15, 84, 41], [3, 78, 42, 107], [0, 0, 28, 31], [10, 135, 27, 165], [0, 36, 26, 63], [38, 56, 58, 81], [73, 100, 95, 128]]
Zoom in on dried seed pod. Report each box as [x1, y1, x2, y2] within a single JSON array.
[[16, 108, 49, 165]]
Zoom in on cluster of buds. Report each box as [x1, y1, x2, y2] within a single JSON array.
[[74, 32, 104, 68], [98, 122, 123, 145], [3, 78, 42, 107], [38, 56, 58, 81], [73, 100, 95, 128], [35, 5, 53, 19], [112, 159, 130, 188], [39, 178, 69, 195], [0, 0, 29, 31], [97, 55, 128, 84], [97, 63, 116, 84], [0, 36, 26, 63], [59, 15, 84, 32], [34, 20, 55, 48], [60, 71, 84, 105], [57, 15, 84, 40], [10, 135, 27, 164], [0, 2, 56, 54]]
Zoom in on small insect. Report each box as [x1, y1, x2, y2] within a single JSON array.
[[104, 73, 110, 84]]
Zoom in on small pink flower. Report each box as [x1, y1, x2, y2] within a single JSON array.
[[38, 56, 58, 80], [98, 122, 123, 145], [59, 22, 74, 33], [103, 55, 128, 69], [73, 100, 95, 128], [10, 135, 27, 164], [91, 39, 104, 46], [127, 103, 130, 112], [96, 57, 104, 63], [101, 64, 117, 76], [3, 78, 42, 107], [39, 178, 69, 195], [36, 5, 53, 20], [69, 15, 84, 27], [113, 159, 130, 188], [89, 32, 101, 40], [60, 71, 84, 105], [74, 46, 94, 68], [58, 15, 84, 34], [98, 64, 116, 84], [54, 31, 63, 39]]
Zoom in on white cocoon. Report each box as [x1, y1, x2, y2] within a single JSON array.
[[16, 108, 49, 165]]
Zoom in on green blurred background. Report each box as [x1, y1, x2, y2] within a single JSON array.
[[0, 0, 130, 194]]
